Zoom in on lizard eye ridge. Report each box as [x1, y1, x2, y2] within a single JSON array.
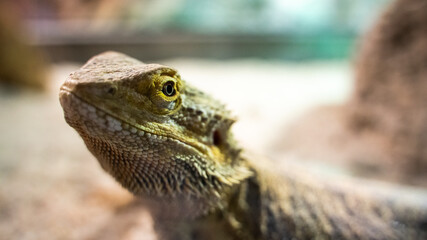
[[162, 81, 176, 97]]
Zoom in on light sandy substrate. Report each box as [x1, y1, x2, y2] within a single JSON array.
[[0, 59, 355, 240]]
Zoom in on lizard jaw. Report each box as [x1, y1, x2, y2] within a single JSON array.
[[60, 89, 251, 190]]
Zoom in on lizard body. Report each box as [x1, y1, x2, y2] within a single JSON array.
[[59, 52, 427, 240]]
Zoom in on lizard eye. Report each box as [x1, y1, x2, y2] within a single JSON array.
[[162, 81, 176, 97]]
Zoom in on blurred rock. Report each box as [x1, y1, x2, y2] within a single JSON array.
[[275, 0, 427, 186], [0, 2, 48, 90], [349, 0, 427, 177]]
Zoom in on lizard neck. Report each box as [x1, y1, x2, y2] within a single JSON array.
[[224, 172, 263, 240], [136, 164, 262, 240]]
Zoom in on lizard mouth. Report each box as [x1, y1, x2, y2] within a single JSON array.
[[60, 87, 210, 156]]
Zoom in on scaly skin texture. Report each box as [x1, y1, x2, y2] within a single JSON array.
[[59, 52, 427, 240]]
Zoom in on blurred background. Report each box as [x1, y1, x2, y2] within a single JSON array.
[[7, 0, 389, 61], [1, 0, 426, 239]]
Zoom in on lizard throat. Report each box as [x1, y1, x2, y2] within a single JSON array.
[[59, 88, 210, 156]]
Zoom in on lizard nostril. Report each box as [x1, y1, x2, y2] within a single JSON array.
[[213, 130, 222, 147], [107, 86, 117, 95]]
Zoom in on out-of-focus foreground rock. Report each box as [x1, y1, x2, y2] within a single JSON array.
[[276, 0, 427, 186]]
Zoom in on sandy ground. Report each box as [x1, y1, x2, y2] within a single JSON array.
[[4, 58, 416, 240]]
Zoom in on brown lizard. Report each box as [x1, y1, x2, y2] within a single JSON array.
[[59, 51, 427, 240]]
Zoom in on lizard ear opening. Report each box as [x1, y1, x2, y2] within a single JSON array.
[[213, 130, 222, 146]]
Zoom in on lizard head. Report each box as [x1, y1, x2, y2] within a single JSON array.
[[59, 51, 251, 203]]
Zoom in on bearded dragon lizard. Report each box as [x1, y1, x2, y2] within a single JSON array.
[[59, 51, 427, 240]]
